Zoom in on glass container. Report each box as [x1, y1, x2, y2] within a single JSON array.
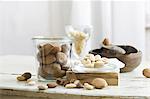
[[65, 25, 93, 59], [32, 36, 72, 81]]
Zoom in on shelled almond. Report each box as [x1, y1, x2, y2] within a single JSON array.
[[84, 83, 94, 90], [81, 54, 109, 68]]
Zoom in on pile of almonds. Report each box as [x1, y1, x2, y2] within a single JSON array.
[[56, 78, 108, 90], [16, 72, 108, 90], [37, 78, 108, 90], [81, 54, 109, 68], [69, 31, 88, 55], [37, 43, 70, 79]]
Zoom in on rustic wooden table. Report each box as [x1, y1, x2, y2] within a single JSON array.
[[0, 55, 150, 99]]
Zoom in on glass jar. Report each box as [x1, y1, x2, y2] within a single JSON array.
[[32, 36, 72, 81]]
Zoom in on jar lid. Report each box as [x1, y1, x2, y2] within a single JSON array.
[[32, 36, 72, 43]]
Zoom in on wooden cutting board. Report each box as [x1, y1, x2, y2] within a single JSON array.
[[66, 71, 119, 86]]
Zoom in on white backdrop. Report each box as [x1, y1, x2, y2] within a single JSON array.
[[0, 1, 72, 55], [0, 1, 146, 58]]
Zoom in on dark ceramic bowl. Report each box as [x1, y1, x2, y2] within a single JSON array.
[[89, 45, 142, 73]]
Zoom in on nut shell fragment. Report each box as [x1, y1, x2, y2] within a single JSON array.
[[65, 83, 76, 88], [84, 83, 94, 90]]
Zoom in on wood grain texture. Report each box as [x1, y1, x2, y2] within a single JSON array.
[[0, 89, 150, 99], [66, 71, 118, 85]]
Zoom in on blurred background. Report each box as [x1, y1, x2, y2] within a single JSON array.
[[0, 0, 150, 60]]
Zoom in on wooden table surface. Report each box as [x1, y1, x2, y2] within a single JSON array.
[[0, 55, 150, 99]]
